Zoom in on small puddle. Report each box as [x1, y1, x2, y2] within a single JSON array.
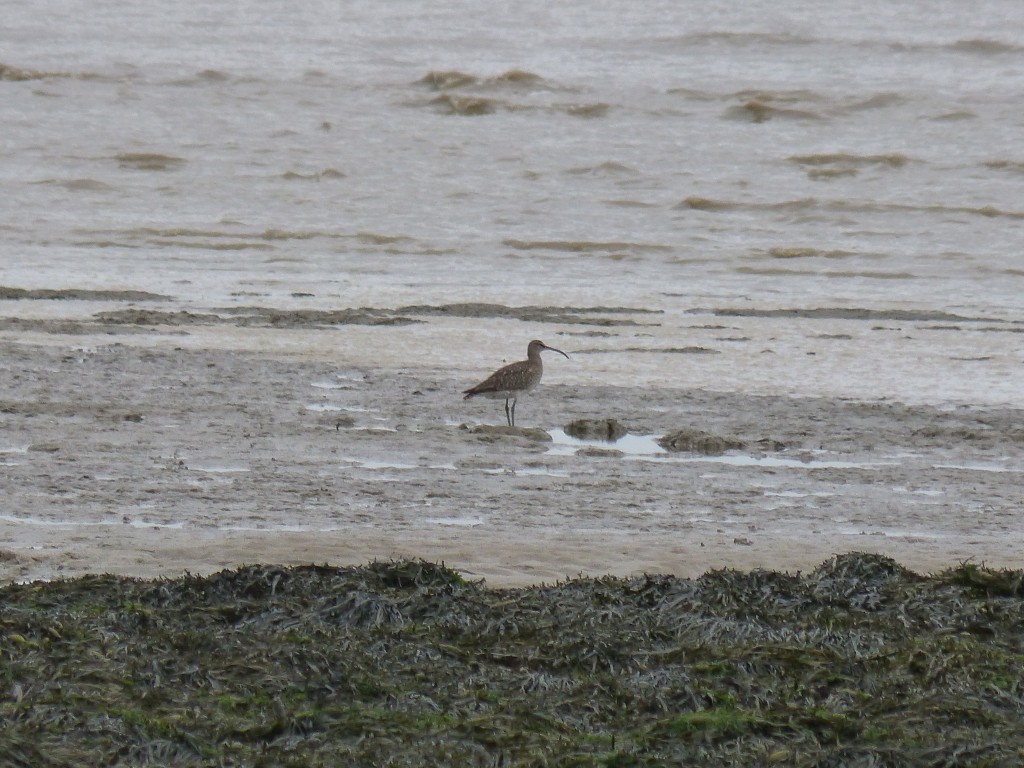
[[547, 429, 666, 457], [932, 462, 1022, 474], [0, 515, 185, 529], [547, 430, 894, 470], [835, 526, 949, 540], [125, 519, 186, 529], [662, 454, 889, 470], [340, 458, 457, 471], [426, 516, 485, 527], [482, 467, 571, 478], [310, 380, 350, 390], [314, 405, 382, 415], [764, 490, 836, 498], [218, 523, 344, 533]]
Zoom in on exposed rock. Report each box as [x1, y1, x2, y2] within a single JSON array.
[[576, 446, 624, 458], [469, 425, 551, 442], [658, 428, 745, 455], [564, 418, 628, 442]]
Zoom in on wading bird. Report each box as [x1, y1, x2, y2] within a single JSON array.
[[463, 340, 569, 427]]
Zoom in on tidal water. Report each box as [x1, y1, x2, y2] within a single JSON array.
[[3, 0, 1023, 404]]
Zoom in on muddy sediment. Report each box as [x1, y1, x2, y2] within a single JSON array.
[[2, 336, 1024, 587], [1, 298, 660, 334], [0, 286, 169, 302], [2, 289, 1024, 590]]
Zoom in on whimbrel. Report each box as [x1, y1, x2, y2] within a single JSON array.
[[463, 340, 569, 427]]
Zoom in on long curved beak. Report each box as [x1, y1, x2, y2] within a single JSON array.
[[542, 343, 570, 359]]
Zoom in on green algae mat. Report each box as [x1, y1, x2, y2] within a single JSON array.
[[2, 553, 1023, 766]]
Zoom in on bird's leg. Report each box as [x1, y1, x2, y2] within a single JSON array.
[[504, 398, 512, 427], [510, 398, 517, 427]]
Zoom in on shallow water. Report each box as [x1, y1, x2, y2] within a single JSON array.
[[3, 0, 1023, 405], [547, 429, 666, 456], [549, 429, 895, 470]]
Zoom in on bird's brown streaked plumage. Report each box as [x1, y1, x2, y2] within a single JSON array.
[[463, 339, 569, 427]]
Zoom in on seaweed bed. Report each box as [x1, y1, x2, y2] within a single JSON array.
[[2, 554, 1023, 767]]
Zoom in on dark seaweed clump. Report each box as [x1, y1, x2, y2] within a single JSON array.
[[2, 554, 1023, 766]]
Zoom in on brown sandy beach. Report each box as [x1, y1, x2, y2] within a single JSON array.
[[2, 297, 1023, 586]]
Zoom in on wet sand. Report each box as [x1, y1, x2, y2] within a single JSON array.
[[2, 301, 1023, 586]]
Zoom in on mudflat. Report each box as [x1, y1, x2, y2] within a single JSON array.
[[2, 313, 1022, 585]]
